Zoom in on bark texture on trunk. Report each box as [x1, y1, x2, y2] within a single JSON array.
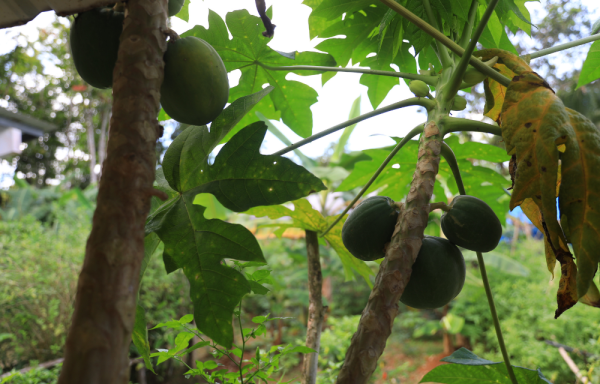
[[58, 0, 167, 382], [302, 230, 324, 384], [335, 121, 442, 384]]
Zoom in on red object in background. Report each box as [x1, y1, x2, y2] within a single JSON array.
[[72, 84, 87, 92], [382, 372, 388, 380]]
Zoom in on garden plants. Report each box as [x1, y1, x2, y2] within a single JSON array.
[[37, 0, 600, 383]]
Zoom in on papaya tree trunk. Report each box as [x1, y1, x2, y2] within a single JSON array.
[[302, 230, 324, 384], [335, 120, 443, 384], [58, 0, 167, 382]]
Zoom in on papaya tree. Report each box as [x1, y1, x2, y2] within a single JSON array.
[[50, 0, 600, 382]]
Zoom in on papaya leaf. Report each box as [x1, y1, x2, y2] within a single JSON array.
[[315, 5, 386, 67], [303, 0, 341, 40], [496, 51, 600, 314], [331, 96, 362, 163], [311, 0, 377, 21], [444, 135, 509, 163], [132, 305, 155, 373], [421, 348, 552, 384], [173, 0, 190, 22], [183, 10, 335, 140], [245, 199, 374, 284], [577, 41, 600, 88], [558, 108, 600, 299], [146, 91, 324, 347]]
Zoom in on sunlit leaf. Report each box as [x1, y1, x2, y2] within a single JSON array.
[[577, 41, 600, 89], [245, 199, 374, 284], [145, 90, 324, 347], [183, 10, 335, 139]]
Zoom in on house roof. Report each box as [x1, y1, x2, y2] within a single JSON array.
[[0, 107, 58, 139], [0, 0, 114, 29]]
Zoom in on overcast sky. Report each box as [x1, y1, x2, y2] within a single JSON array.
[[0, 0, 599, 185]]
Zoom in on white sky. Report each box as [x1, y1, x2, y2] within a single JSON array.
[[0, 0, 599, 184]]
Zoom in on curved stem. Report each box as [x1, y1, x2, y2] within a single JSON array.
[[440, 144, 518, 384], [458, 0, 480, 49], [320, 124, 425, 237], [525, 33, 600, 60], [257, 62, 438, 85], [446, 0, 501, 101], [271, 99, 433, 157], [422, 0, 452, 67], [477, 250, 519, 384], [440, 143, 466, 196], [440, 116, 502, 136], [429, 201, 450, 212], [378, 0, 511, 87]]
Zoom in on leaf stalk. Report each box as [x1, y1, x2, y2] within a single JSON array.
[[440, 116, 502, 136], [320, 124, 425, 237], [446, 0, 501, 101], [421, 0, 453, 67], [257, 62, 438, 85], [272, 99, 434, 157], [525, 33, 600, 60], [378, 0, 511, 87]]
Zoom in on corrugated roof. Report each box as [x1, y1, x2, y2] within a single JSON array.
[[0, 0, 114, 29], [0, 107, 58, 137]]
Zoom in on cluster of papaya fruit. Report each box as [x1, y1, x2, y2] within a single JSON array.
[[69, 2, 229, 125], [342, 194, 502, 309]]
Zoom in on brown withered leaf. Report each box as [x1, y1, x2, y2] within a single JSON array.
[[520, 198, 556, 275], [492, 49, 600, 315], [554, 248, 578, 318], [580, 281, 600, 308], [558, 108, 600, 297], [475, 49, 529, 122]]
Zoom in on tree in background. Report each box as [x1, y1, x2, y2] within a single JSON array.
[[0, 17, 111, 187]]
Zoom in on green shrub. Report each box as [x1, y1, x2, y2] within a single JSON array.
[[1, 364, 61, 384], [0, 212, 88, 367], [450, 239, 600, 383]]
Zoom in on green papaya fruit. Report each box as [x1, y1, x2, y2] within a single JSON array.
[[168, 0, 184, 17], [462, 67, 487, 86], [409, 80, 430, 97], [160, 36, 229, 126], [451, 96, 467, 111], [342, 196, 399, 261], [70, 7, 124, 89], [400, 236, 466, 309], [441, 195, 502, 252]]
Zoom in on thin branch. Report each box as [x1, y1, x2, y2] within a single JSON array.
[[422, 0, 453, 67], [440, 146, 518, 384], [379, 0, 511, 87], [320, 124, 424, 237], [440, 116, 502, 136], [271, 99, 434, 157], [525, 33, 600, 60], [477, 251, 519, 384], [458, 0, 480, 49], [446, 0, 501, 101], [257, 62, 438, 85]]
